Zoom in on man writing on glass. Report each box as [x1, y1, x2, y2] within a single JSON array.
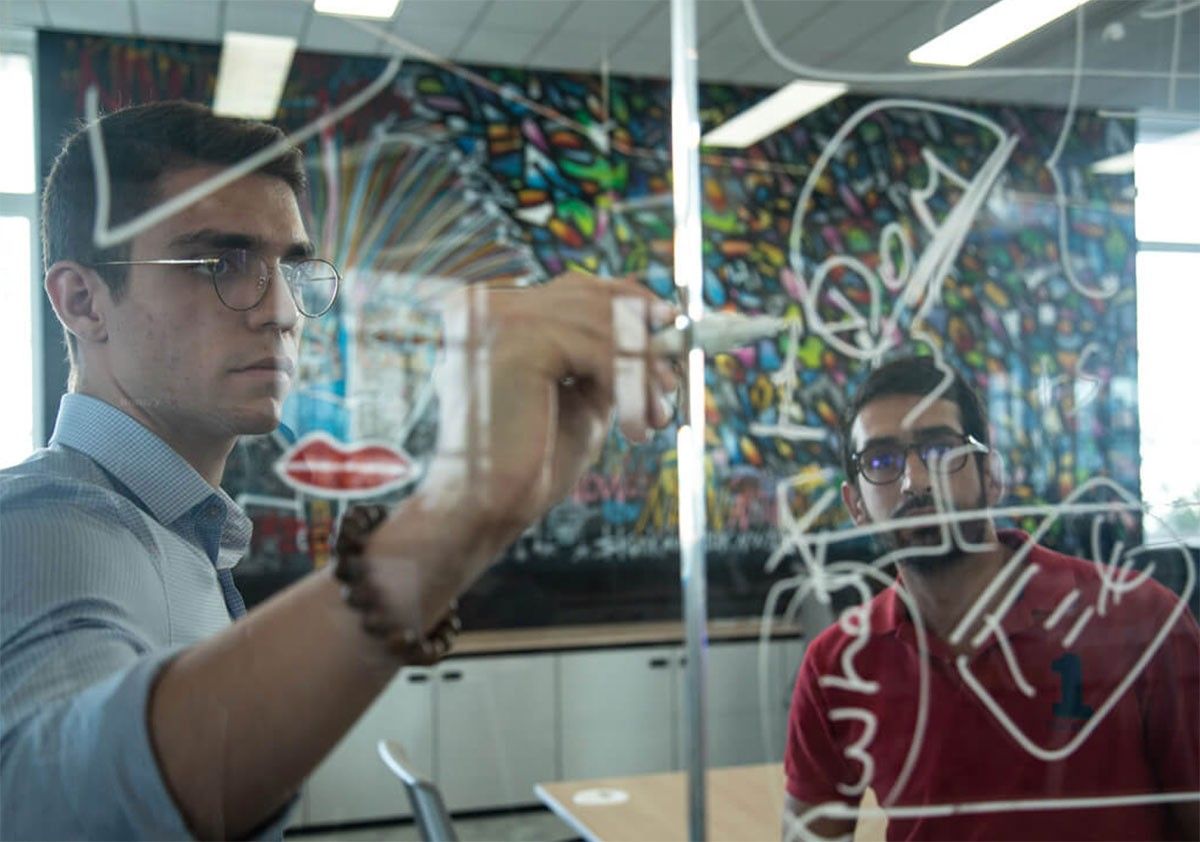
[[0, 101, 675, 839]]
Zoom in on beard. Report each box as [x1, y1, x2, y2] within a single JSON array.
[[876, 489, 992, 574]]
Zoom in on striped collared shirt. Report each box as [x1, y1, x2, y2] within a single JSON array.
[[0, 393, 291, 839]]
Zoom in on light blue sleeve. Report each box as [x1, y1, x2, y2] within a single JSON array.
[[0, 490, 295, 839], [1, 647, 298, 841], [1, 648, 193, 840]]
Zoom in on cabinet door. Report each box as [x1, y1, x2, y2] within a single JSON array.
[[304, 668, 435, 826], [436, 654, 557, 812], [673, 639, 808, 769], [559, 646, 677, 779], [706, 640, 785, 767]]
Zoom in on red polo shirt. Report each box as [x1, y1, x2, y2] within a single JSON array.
[[785, 530, 1199, 840]]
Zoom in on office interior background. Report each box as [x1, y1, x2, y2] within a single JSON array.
[[1, 0, 1197, 837]]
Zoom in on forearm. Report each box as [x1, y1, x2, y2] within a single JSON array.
[[149, 570, 392, 838], [148, 493, 490, 840]]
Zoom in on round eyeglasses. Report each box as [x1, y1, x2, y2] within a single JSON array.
[[96, 248, 341, 318], [852, 432, 987, 485]]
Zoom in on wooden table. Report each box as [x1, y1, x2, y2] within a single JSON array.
[[536, 763, 788, 842], [536, 764, 887, 842]]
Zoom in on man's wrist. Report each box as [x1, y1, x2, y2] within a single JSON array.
[[332, 501, 465, 666]]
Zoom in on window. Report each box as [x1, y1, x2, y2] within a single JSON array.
[[0, 42, 38, 467], [0, 53, 35, 193], [1135, 123, 1200, 545]]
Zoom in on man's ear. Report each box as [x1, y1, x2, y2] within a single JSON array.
[[45, 261, 110, 345], [842, 480, 869, 526]]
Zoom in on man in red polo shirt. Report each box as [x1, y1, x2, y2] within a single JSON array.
[[783, 357, 1199, 841]]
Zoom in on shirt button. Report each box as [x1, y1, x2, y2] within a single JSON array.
[[205, 505, 222, 520]]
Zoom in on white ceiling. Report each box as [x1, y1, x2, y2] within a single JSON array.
[[2, 0, 1198, 117]]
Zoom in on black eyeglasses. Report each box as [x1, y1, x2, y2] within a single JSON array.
[[852, 432, 987, 485], [96, 248, 340, 317]]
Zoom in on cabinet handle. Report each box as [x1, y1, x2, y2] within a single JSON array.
[[648, 657, 670, 669], [407, 673, 429, 684], [679, 656, 688, 667], [442, 670, 464, 682]]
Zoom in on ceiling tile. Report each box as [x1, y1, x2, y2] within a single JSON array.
[[697, 10, 765, 80], [608, 35, 667, 79], [481, 0, 574, 32], [1, 1, 48, 27], [524, 34, 605, 72], [715, 1, 920, 87], [44, 0, 136, 34], [1049, 5, 1194, 74], [456, 25, 544, 65], [303, 11, 387, 55], [385, 22, 465, 60], [134, 0, 221, 42], [971, 2, 1187, 111], [619, 0, 666, 42], [775, 1, 925, 68], [224, 0, 311, 39], [823, 1, 962, 76], [395, 0, 490, 29], [697, 0, 740, 41], [558, 0, 655, 38], [722, 0, 837, 46]]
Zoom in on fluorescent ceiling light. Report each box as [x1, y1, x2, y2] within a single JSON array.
[[908, 0, 1091, 67], [313, 0, 401, 19], [702, 80, 847, 148], [213, 32, 296, 120], [1092, 127, 1200, 175]]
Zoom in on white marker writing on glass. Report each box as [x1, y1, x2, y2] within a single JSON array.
[[650, 313, 789, 355]]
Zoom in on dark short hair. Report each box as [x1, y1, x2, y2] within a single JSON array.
[[840, 356, 990, 482], [41, 100, 307, 371]]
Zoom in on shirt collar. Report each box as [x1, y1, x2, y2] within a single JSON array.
[[874, 529, 1064, 637], [49, 394, 251, 546]]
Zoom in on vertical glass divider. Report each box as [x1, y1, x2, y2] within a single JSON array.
[[669, 0, 709, 838]]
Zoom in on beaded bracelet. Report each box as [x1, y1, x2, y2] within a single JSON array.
[[333, 503, 461, 666]]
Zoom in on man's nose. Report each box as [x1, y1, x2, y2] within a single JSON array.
[[899, 447, 931, 494], [250, 266, 301, 330]]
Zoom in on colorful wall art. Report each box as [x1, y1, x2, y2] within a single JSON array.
[[38, 33, 1138, 627]]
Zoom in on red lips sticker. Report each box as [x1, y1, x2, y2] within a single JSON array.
[[275, 432, 416, 497]]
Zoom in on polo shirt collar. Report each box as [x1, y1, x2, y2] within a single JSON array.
[[873, 529, 1058, 638], [49, 393, 250, 545]]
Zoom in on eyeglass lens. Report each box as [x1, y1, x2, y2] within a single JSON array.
[[209, 249, 339, 317]]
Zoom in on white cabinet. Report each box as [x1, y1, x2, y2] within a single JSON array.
[[437, 654, 557, 811], [680, 639, 806, 769], [305, 666, 435, 825], [708, 640, 784, 767], [305, 655, 557, 826], [560, 639, 805, 782], [300, 637, 806, 828], [559, 646, 678, 779]]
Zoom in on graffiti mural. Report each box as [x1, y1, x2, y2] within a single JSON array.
[[38, 32, 1137, 626]]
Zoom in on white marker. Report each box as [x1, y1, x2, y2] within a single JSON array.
[[650, 313, 789, 355]]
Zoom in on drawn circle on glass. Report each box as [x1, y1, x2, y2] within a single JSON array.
[[572, 788, 630, 806], [823, 560, 932, 807], [766, 556, 932, 820]]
